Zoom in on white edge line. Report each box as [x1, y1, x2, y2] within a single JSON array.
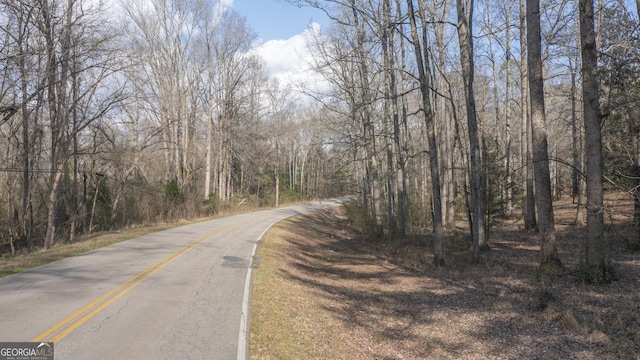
[[236, 198, 350, 360], [237, 219, 281, 360]]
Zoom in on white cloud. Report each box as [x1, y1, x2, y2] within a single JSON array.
[[253, 23, 326, 94]]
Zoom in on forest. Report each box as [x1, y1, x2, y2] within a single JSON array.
[[1, 0, 639, 283]]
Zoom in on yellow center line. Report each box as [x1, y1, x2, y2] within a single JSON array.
[[31, 216, 254, 343]]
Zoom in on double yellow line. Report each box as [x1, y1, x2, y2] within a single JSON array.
[[32, 218, 250, 343]]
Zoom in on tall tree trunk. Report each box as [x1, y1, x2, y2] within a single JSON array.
[[457, 0, 487, 255], [579, 0, 611, 281], [396, 0, 411, 235], [407, 0, 445, 265], [301, 150, 307, 199], [527, 0, 562, 273], [350, 0, 383, 236], [382, 0, 398, 234], [520, 0, 537, 232], [41, 0, 70, 249], [504, 11, 513, 216], [368, 128, 383, 236], [218, 111, 230, 203], [44, 168, 64, 249], [382, 36, 396, 234], [434, 0, 455, 229], [204, 110, 213, 200], [569, 52, 587, 226], [570, 56, 580, 200], [487, 4, 502, 213], [18, 30, 32, 249]]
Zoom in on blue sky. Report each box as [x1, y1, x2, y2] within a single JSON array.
[[224, 0, 329, 91], [230, 0, 328, 42]]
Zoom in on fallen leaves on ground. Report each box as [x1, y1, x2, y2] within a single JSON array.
[[251, 194, 640, 359]]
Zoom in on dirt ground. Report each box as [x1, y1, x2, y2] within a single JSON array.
[[251, 193, 640, 359]]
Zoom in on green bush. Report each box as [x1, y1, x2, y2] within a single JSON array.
[[204, 192, 218, 214], [164, 179, 184, 204]]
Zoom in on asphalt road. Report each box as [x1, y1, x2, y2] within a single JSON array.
[[0, 199, 347, 359]]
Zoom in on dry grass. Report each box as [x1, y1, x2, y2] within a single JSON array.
[[0, 199, 282, 277], [250, 194, 640, 359], [0, 223, 184, 277]]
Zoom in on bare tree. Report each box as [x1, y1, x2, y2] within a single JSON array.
[[526, 0, 562, 273], [124, 0, 201, 187], [27, 0, 122, 248], [265, 82, 297, 207], [406, 0, 445, 265], [578, 0, 611, 281], [386, 0, 410, 235], [567, 45, 586, 226], [520, 0, 537, 232], [457, 0, 488, 255], [211, 9, 260, 204], [0, 0, 44, 252]]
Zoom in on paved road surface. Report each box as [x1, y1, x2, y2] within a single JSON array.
[[0, 199, 347, 359]]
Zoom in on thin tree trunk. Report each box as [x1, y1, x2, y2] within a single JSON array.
[[19, 47, 31, 250], [434, 0, 455, 229], [88, 175, 101, 234], [504, 11, 513, 216], [520, 0, 537, 232], [41, 0, 69, 249], [570, 54, 580, 200], [44, 168, 64, 248], [382, 0, 398, 234], [579, 0, 611, 281], [350, 0, 383, 236], [396, 0, 411, 235], [407, 0, 445, 265], [527, 0, 562, 274], [205, 110, 213, 199], [569, 52, 587, 226], [301, 150, 307, 198], [457, 0, 487, 255]]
